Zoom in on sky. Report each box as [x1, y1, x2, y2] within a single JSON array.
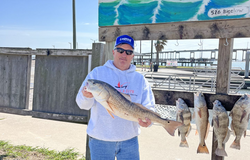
[[0, 0, 250, 59]]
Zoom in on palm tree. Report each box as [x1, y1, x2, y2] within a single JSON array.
[[154, 40, 167, 66]]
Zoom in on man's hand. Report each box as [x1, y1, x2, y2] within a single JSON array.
[[138, 118, 151, 127], [82, 86, 93, 98]]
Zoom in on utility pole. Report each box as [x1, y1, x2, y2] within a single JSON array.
[[73, 0, 76, 49]]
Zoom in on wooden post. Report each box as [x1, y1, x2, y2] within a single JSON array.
[[244, 51, 250, 78], [212, 38, 233, 160], [104, 41, 115, 62], [25, 55, 32, 109], [86, 43, 105, 160]]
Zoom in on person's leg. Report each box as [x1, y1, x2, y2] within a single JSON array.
[[116, 137, 140, 160], [89, 137, 116, 160]]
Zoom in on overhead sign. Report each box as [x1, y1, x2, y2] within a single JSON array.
[[99, 0, 250, 27]]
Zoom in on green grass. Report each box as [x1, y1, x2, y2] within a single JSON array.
[[0, 140, 85, 160]]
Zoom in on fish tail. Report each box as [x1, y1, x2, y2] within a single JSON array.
[[230, 140, 240, 150], [163, 120, 183, 136], [197, 144, 209, 154], [215, 148, 227, 157], [179, 140, 189, 148]]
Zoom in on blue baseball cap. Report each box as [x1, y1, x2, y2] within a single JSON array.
[[114, 35, 134, 49]]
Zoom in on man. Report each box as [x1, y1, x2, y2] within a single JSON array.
[[76, 35, 155, 160]]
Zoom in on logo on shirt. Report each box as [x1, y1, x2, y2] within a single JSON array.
[[115, 82, 128, 89], [115, 81, 135, 95]]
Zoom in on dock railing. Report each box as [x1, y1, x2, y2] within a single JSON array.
[[144, 67, 245, 93]]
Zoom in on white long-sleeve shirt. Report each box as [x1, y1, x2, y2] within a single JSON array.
[[76, 60, 155, 141]]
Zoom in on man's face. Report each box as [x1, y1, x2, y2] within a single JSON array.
[[112, 44, 134, 71]]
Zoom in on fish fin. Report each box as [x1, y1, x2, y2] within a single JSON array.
[[223, 128, 231, 144], [240, 110, 247, 123], [178, 130, 180, 137], [230, 140, 240, 150], [101, 101, 115, 112], [244, 130, 247, 138], [198, 109, 202, 118], [230, 123, 236, 136], [163, 120, 183, 136], [186, 124, 192, 137], [195, 130, 198, 135], [205, 122, 210, 140], [180, 112, 184, 124], [134, 103, 161, 117], [120, 92, 131, 101], [106, 109, 114, 119], [197, 144, 209, 154], [211, 119, 213, 127], [215, 116, 219, 128], [215, 148, 227, 157], [229, 111, 233, 117], [176, 113, 179, 121], [179, 140, 189, 148]]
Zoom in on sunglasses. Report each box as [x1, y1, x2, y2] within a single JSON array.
[[114, 48, 134, 55]]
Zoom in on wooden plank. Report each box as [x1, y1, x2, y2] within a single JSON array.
[[99, 18, 250, 41], [0, 106, 32, 115], [35, 49, 91, 56], [0, 47, 91, 56], [0, 106, 88, 123], [216, 38, 233, 94], [152, 90, 240, 111], [31, 111, 88, 123], [32, 56, 89, 116], [0, 55, 30, 109]]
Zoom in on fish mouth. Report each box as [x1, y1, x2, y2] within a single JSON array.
[[85, 82, 89, 91]]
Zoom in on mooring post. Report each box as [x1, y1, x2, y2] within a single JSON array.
[[212, 38, 233, 160], [244, 51, 250, 78], [104, 41, 115, 62], [85, 43, 105, 160]]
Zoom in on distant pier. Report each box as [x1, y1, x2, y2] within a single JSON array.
[[133, 48, 249, 66]]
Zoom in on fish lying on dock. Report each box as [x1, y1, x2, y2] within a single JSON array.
[[85, 79, 183, 136], [193, 91, 210, 154], [212, 100, 230, 157], [229, 94, 250, 150], [176, 98, 192, 147]]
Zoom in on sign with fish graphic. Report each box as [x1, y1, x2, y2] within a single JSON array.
[[98, 0, 250, 26]]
